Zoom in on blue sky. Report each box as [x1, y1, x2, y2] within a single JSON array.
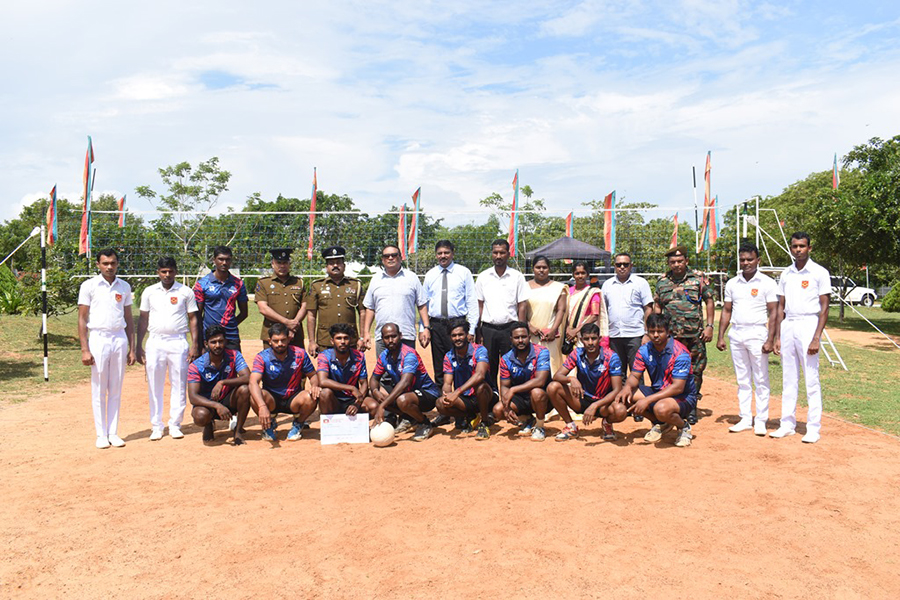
[[2, 1, 899, 225]]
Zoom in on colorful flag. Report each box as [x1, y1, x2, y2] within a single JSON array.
[[700, 196, 718, 250], [603, 190, 616, 253], [709, 195, 718, 246], [508, 170, 519, 257], [307, 168, 317, 260], [832, 153, 840, 190], [565, 212, 573, 237], [698, 151, 711, 253], [78, 136, 94, 255], [117, 195, 126, 228], [398, 204, 407, 260], [407, 187, 421, 255], [46, 185, 58, 246], [669, 214, 678, 249]]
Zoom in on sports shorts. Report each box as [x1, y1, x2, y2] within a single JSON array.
[[205, 390, 235, 420], [638, 383, 697, 422], [509, 392, 547, 415], [268, 389, 303, 415]]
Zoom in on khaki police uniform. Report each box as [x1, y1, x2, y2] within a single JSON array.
[[307, 276, 362, 348], [255, 275, 305, 347]]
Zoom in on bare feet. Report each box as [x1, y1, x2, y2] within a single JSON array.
[[233, 433, 245, 446], [203, 422, 215, 443]]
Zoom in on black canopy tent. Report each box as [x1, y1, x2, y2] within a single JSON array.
[[524, 237, 612, 271]]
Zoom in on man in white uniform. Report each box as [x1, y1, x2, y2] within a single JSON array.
[[78, 249, 136, 449], [136, 257, 201, 441], [773, 232, 831, 443], [716, 242, 778, 436]]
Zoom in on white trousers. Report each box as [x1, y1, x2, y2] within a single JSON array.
[[728, 325, 770, 425], [780, 316, 822, 434], [89, 330, 128, 438], [146, 334, 190, 429]]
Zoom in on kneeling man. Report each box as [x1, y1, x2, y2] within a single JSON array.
[[187, 325, 251, 445], [548, 323, 624, 441], [317, 323, 374, 417], [435, 318, 492, 437], [616, 313, 697, 447], [249, 323, 320, 441], [493, 321, 551, 441]]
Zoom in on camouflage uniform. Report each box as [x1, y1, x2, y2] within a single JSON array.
[[655, 270, 713, 398]]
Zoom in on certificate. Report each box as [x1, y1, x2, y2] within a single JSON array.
[[320, 413, 370, 445]]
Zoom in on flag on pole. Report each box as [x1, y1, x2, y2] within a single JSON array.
[[565, 212, 573, 237], [700, 195, 719, 250], [78, 136, 94, 255], [398, 204, 407, 260], [832, 153, 840, 190], [407, 187, 421, 255], [46, 185, 58, 246], [709, 195, 718, 246], [117, 195, 126, 228], [307, 168, 317, 260], [698, 151, 711, 253], [603, 191, 616, 253], [508, 170, 520, 257], [669, 214, 678, 249]]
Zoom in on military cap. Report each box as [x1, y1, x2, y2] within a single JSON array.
[[269, 248, 294, 261], [664, 245, 688, 258], [322, 246, 345, 260]]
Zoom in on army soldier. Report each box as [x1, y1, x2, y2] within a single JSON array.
[[255, 248, 307, 348], [306, 246, 363, 357], [654, 245, 715, 424]]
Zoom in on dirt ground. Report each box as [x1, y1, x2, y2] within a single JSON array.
[[2, 338, 900, 600]]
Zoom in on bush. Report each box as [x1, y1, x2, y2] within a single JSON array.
[[881, 282, 900, 312], [0, 265, 24, 314]]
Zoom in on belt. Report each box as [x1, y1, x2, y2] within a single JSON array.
[[89, 329, 126, 336], [785, 314, 819, 321], [482, 322, 514, 330]]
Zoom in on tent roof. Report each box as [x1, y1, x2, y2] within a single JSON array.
[[524, 237, 611, 261]]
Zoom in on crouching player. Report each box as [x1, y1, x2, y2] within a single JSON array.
[[370, 323, 442, 442], [548, 323, 623, 441], [317, 323, 374, 417], [187, 325, 251, 445], [249, 323, 320, 441], [435, 318, 492, 438], [493, 322, 551, 441], [616, 313, 697, 447]]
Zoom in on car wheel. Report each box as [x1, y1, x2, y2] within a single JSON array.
[[861, 295, 875, 307]]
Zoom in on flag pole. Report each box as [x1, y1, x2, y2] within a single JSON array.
[[41, 224, 49, 382], [692, 166, 699, 250]]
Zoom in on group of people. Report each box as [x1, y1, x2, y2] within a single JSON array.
[[77, 231, 831, 449]]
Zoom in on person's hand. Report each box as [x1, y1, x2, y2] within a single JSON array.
[[356, 338, 366, 351], [583, 404, 598, 426], [81, 350, 95, 366], [307, 341, 319, 358], [627, 397, 651, 417], [569, 379, 584, 401], [215, 403, 232, 421], [287, 317, 302, 333], [773, 338, 781, 356], [529, 324, 541, 338], [762, 340, 774, 354], [505, 406, 519, 425], [134, 348, 144, 365], [363, 335, 372, 350], [418, 329, 431, 348], [127, 351, 136, 366], [615, 388, 633, 405], [258, 405, 272, 430], [374, 406, 385, 425], [188, 346, 200, 363], [210, 381, 225, 401], [467, 334, 475, 343], [565, 327, 578, 340], [436, 395, 451, 411], [346, 403, 359, 416], [352, 387, 366, 404], [808, 337, 821, 355], [541, 327, 558, 341], [701, 327, 713, 343], [447, 390, 461, 404], [500, 388, 513, 406], [308, 382, 321, 400], [716, 338, 726, 352]]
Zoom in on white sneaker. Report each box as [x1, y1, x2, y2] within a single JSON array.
[[754, 422, 767, 436], [674, 425, 693, 447], [169, 427, 184, 439], [769, 426, 796, 439], [150, 428, 164, 441], [96, 436, 110, 449], [801, 431, 820, 444], [108, 434, 126, 447], [728, 419, 753, 433]]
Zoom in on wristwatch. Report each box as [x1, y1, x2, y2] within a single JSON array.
[[705, 323, 714, 329]]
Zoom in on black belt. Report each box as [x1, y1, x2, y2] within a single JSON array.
[[482, 322, 514, 330]]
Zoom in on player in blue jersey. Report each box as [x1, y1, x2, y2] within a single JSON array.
[[493, 322, 551, 441], [616, 313, 698, 447], [317, 323, 374, 417], [249, 323, 320, 442], [187, 325, 251, 445], [435, 318, 492, 436], [192, 246, 249, 351], [548, 323, 624, 441], [369, 323, 442, 442]]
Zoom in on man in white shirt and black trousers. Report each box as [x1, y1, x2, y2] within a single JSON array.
[[475, 239, 530, 393]]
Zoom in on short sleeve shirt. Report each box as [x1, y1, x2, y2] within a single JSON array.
[[251, 345, 315, 398], [724, 271, 778, 327], [193, 273, 248, 340], [77, 275, 133, 332], [632, 338, 697, 401], [317, 348, 368, 400], [373, 344, 440, 396], [778, 259, 832, 317], [601, 274, 654, 337], [307, 277, 362, 347], [254, 275, 305, 342], [139, 281, 198, 335], [187, 349, 248, 398], [475, 267, 531, 325], [561, 347, 622, 399], [499, 343, 550, 387], [442, 343, 489, 396], [363, 268, 426, 341], [655, 271, 713, 338]]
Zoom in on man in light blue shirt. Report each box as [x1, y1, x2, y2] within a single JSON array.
[[422, 240, 479, 380], [601, 252, 654, 377]]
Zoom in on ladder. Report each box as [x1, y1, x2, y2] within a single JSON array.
[[819, 329, 848, 370]]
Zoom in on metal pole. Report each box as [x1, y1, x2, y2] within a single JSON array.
[[755, 195, 760, 248], [735, 203, 740, 273], [692, 166, 699, 250], [41, 224, 49, 382]]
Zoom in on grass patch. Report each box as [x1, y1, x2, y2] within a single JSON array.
[[827, 306, 900, 337]]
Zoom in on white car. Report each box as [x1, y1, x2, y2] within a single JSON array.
[[831, 277, 877, 307]]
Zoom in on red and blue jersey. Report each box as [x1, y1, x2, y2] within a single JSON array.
[[374, 344, 440, 397], [317, 348, 368, 400], [193, 273, 247, 340], [187, 349, 248, 399], [443, 343, 489, 396], [252, 345, 315, 398], [562, 347, 622, 399], [632, 338, 697, 401], [499, 343, 550, 387]]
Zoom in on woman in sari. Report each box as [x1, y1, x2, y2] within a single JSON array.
[[564, 261, 609, 350], [526, 256, 568, 373]]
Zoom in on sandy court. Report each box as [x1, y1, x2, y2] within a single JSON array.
[[2, 338, 900, 599]]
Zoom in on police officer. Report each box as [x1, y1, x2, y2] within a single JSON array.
[[255, 248, 307, 349], [306, 246, 364, 357], [654, 245, 715, 424]]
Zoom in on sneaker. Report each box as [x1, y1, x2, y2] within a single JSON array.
[[675, 424, 693, 447], [96, 436, 110, 449], [632, 413, 645, 422], [395, 418, 414, 434], [518, 417, 536, 436], [169, 427, 184, 439], [801, 431, 820, 444], [108, 434, 126, 448], [432, 414, 453, 427], [476, 422, 490, 440], [413, 421, 434, 441], [643, 423, 671, 443], [229, 415, 238, 432], [459, 420, 473, 434], [287, 421, 304, 441], [262, 427, 277, 441], [728, 419, 753, 433], [150, 428, 164, 441], [531, 426, 546, 442], [769, 426, 796, 439], [601, 419, 616, 441], [754, 422, 767, 436], [555, 423, 579, 441], [686, 408, 698, 425]]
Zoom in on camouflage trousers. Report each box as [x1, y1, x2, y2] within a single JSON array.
[[675, 335, 707, 400]]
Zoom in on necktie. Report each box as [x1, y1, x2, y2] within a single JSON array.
[[441, 269, 449, 318]]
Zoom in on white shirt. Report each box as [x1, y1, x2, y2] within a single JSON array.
[[601, 274, 654, 337], [778, 259, 832, 317], [363, 267, 426, 341], [139, 281, 198, 335], [77, 275, 133, 332], [423, 262, 479, 334], [475, 266, 530, 325], [724, 271, 778, 327]]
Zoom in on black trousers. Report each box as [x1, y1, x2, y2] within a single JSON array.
[[609, 336, 643, 375], [481, 322, 514, 391], [429, 318, 455, 382]]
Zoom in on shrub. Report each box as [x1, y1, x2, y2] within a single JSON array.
[[881, 282, 900, 313]]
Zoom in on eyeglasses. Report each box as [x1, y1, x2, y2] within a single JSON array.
[[382, 253, 400, 259], [614, 262, 631, 268]]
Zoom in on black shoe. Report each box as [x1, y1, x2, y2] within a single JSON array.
[[632, 414, 645, 422], [432, 414, 453, 427], [686, 408, 698, 425]]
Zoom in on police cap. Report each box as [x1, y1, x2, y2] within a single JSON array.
[[322, 246, 346, 260], [269, 248, 293, 261]]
